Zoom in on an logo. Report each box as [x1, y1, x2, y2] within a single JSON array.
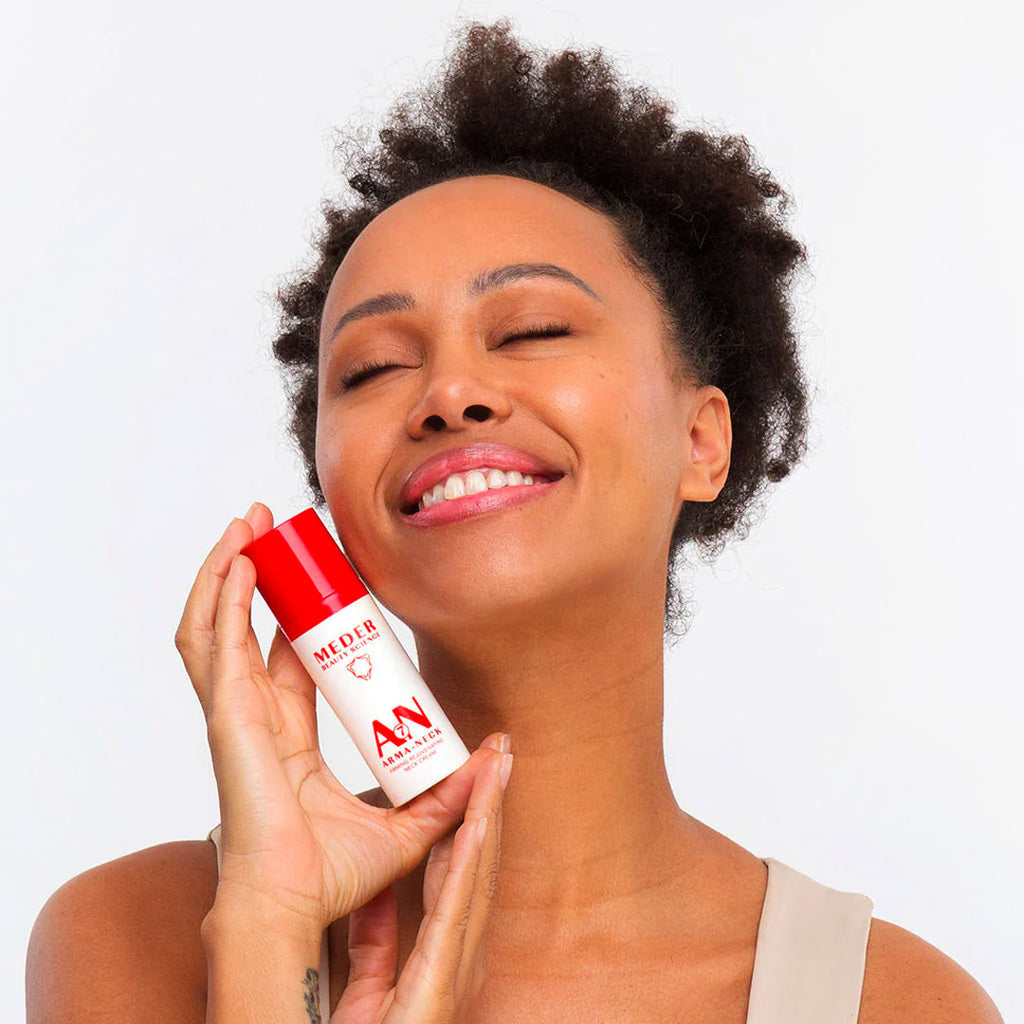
[[373, 696, 434, 757]]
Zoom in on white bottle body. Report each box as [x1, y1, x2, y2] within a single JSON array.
[[290, 594, 470, 806]]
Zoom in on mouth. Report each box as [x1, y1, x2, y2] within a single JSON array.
[[400, 472, 565, 526]]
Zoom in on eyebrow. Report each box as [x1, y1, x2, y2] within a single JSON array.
[[323, 262, 602, 353]]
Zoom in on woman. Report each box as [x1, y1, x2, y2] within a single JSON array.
[[27, 18, 1004, 1024]]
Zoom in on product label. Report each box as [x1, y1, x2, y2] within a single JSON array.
[[291, 595, 469, 803]]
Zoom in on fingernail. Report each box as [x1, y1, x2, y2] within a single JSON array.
[[482, 732, 509, 754], [476, 816, 489, 849], [243, 502, 259, 524], [499, 753, 513, 791]]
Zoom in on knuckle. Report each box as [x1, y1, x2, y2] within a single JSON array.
[[455, 899, 473, 934], [173, 628, 191, 655], [175, 620, 215, 663], [483, 858, 501, 901], [210, 632, 247, 658]]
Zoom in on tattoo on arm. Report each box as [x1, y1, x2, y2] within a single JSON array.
[[302, 968, 321, 1024]]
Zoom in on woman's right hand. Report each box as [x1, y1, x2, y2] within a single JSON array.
[[174, 501, 510, 937]]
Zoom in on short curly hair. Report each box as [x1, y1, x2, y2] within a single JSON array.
[[269, 16, 815, 645]]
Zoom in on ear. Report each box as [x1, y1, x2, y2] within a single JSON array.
[[678, 385, 731, 503]]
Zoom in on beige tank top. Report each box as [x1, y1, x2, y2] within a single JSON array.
[[207, 823, 873, 1022]]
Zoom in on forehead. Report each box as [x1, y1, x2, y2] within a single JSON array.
[[320, 174, 629, 336]]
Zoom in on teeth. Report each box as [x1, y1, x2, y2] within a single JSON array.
[[443, 475, 466, 501], [465, 470, 488, 495], [416, 467, 549, 512]]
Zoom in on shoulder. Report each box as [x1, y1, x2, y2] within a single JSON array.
[[857, 915, 1004, 1024], [27, 839, 218, 1023]]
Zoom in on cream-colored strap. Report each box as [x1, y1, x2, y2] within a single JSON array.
[[206, 824, 332, 1019], [746, 857, 873, 1024]]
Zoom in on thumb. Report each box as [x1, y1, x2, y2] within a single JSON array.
[[387, 735, 506, 873]]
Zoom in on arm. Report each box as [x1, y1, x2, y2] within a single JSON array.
[[201, 897, 325, 1024]]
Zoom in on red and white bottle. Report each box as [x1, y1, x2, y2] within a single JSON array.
[[241, 507, 470, 807]]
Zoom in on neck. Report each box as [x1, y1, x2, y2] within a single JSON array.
[[411, 580, 705, 951]]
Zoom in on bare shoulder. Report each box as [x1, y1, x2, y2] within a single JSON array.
[[858, 916, 1005, 1024], [27, 838, 219, 1024]]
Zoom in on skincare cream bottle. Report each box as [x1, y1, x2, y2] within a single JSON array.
[[241, 507, 471, 806]]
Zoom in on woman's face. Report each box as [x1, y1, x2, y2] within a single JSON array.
[[316, 174, 723, 635]]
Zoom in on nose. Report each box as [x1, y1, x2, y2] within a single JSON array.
[[405, 349, 514, 437]]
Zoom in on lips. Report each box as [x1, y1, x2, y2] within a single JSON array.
[[397, 441, 566, 514], [403, 475, 562, 526]]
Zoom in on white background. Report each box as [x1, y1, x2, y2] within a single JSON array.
[[3, 0, 1020, 1019]]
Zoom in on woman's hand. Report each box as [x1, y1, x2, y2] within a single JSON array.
[[175, 501, 512, 940], [333, 731, 511, 1023]]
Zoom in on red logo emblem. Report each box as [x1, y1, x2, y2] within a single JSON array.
[[347, 654, 372, 681]]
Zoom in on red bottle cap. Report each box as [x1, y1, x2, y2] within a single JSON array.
[[240, 508, 369, 641]]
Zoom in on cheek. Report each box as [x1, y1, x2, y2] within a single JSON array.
[[546, 356, 633, 427], [314, 408, 386, 534], [556, 361, 679, 544], [554, 360, 660, 472], [313, 409, 342, 501]]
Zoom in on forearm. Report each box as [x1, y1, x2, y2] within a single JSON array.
[[201, 898, 326, 1024]]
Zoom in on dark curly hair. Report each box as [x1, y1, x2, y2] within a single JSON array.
[[269, 16, 815, 646]]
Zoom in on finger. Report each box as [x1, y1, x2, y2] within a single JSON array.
[[387, 749, 507, 1021], [378, 740, 503, 882], [333, 886, 399, 1024], [212, 553, 283, 732], [457, 748, 510, 999], [175, 517, 248, 715], [261, 624, 326, 786], [210, 555, 291, 750], [266, 623, 319, 705], [174, 505, 273, 715], [239, 505, 275, 670], [421, 830, 456, 919], [205, 553, 291, 830], [421, 733, 507, 918], [385, 810, 489, 1021], [210, 553, 260, 708]]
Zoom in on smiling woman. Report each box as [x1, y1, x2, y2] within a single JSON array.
[[26, 14, 1004, 1024], [275, 24, 814, 650]]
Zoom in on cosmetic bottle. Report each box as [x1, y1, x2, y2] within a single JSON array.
[[240, 507, 471, 807]]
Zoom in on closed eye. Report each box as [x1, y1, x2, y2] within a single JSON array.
[[499, 321, 572, 344], [340, 358, 398, 389], [339, 321, 573, 390]]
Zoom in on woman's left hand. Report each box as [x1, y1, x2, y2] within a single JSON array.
[[331, 731, 513, 1024]]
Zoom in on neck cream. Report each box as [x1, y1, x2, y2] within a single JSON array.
[[241, 507, 470, 806]]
